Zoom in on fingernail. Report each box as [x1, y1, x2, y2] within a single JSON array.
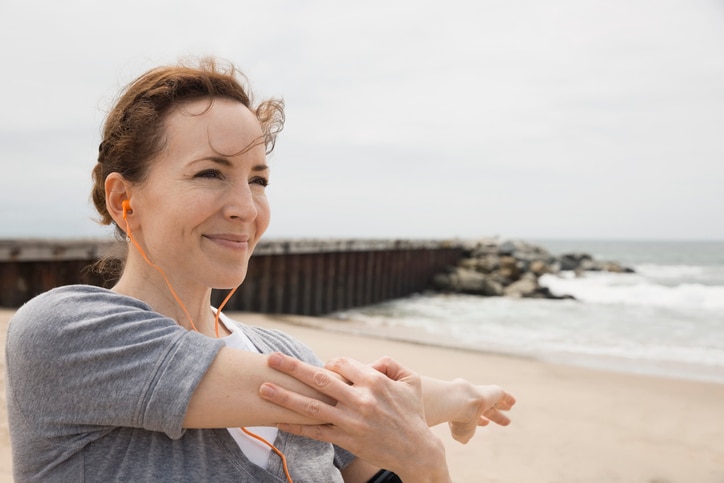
[[260, 384, 276, 398], [268, 353, 283, 367]]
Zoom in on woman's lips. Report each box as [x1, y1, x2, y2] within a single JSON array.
[[203, 234, 250, 251]]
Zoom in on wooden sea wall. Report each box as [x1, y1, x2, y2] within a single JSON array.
[[0, 239, 464, 315]]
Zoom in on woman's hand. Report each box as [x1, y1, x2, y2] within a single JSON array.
[[260, 353, 451, 483], [422, 379, 516, 444]]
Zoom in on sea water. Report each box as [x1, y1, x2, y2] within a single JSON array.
[[335, 240, 724, 384]]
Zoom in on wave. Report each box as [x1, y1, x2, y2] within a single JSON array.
[[634, 264, 724, 286], [338, 291, 724, 383], [539, 271, 724, 310]]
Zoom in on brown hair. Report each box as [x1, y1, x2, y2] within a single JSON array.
[[89, 57, 284, 279], [91, 57, 284, 237]]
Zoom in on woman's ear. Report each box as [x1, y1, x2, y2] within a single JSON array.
[[105, 173, 133, 228]]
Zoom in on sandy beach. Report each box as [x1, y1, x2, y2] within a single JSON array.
[[1, 308, 723, 483]]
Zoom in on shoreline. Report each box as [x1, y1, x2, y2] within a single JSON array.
[[275, 311, 724, 386], [2, 308, 724, 482]]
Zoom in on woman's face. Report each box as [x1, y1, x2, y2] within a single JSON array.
[[131, 97, 270, 290]]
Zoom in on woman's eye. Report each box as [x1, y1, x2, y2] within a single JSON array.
[[250, 176, 269, 188], [195, 169, 223, 179]]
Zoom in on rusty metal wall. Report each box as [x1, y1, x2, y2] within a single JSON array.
[[211, 248, 462, 315], [1, 239, 463, 314]]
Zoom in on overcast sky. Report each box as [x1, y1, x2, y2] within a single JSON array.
[[1, 0, 723, 241]]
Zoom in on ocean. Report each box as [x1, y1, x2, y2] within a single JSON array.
[[334, 240, 724, 384]]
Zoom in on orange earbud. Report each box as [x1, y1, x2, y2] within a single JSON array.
[[122, 200, 132, 218]]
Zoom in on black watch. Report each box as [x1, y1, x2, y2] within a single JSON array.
[[367, 469, 403, 483]]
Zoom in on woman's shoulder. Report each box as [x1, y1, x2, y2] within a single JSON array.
[[12, 284, 149, 322], [8, 285, 162, 344], [26, 284, 149, 306]]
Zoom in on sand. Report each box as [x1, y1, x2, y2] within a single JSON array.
[[1, 308, 723, 482]]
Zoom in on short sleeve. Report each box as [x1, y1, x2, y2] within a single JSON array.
[[6, 286, 224, 440]]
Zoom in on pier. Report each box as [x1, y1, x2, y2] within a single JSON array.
[[0, 239, 464, 315]]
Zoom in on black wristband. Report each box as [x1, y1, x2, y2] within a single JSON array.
[[367, 469, 403, 483]]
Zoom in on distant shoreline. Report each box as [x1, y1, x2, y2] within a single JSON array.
[[279, 306, 724, 386]]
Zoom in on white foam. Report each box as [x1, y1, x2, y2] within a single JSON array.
[[540, 272, 724, 310], [635, 264, 724, 286]]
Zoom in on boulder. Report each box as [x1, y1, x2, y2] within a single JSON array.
[[498, 256, 521, 282], [503, 278, 538, 298], [433, 267, 504, 296], [530, 259, 550, 276], [559, 252, 592, 271], [431, 239, 632, 301]]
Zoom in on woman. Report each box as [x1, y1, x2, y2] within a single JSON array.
[[6, 58, 515, 482]]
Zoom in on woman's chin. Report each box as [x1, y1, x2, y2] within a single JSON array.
[[214, 285, 242, 291], [212, 274, 247, 291]]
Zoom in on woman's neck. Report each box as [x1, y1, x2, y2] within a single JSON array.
[[112, 255, 223, 337]]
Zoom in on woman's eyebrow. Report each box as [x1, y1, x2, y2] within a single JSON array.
[[189, 156, 233, 167], [189, 157, 269, 172]]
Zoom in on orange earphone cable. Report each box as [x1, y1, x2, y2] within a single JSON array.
[[216, 288, 293, 482], [123, 200, 292, 483], [122, 201, 198, 332], [214, 285, 239, 339], [241, 427, 293, 483]]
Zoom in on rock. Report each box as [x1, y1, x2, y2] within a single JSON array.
[[469, 239, 501, 257], [588, 260, 635, 273], [433, 268, 503, 296], [480, 277, 504, 296], [455, 268, 504, 296], [453, 268, 489, 293], [431, 239, 632, 301], [503, 278, 538, 298], [556, 252, 635, 273], [533, 286, 576, 300], [433, 273, 452, 290], [530, 259, 549, 276], [498, 256, 520, 282], [476, 254, 501, 273], [498, 240, 518, 256], [559, 252, 592, 271], [459, 254, 500, 274], [457, 258, 479, 271]]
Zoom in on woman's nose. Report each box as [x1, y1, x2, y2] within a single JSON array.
[[225, 185, 258, 221]]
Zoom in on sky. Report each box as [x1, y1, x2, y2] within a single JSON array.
[[1, 0, 723, 241]]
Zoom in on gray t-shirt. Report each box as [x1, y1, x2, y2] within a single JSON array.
[[6, 285, 354, 482]]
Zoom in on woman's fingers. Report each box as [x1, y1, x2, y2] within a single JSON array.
[[262, 353, 396, 422], [266, 352, 351, 403], [369, 356, 414, 382], [325, 355, 392, 386], [482, 389, 514, 426], [494, 392, 517, 411], [446, 384, 516, 443], [259, 381, 334, 424], [483, 408, 511, 426], [258, 381, 356, 449]]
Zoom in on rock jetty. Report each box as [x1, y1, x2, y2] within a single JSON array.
[[433, 238, 634, 300]]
